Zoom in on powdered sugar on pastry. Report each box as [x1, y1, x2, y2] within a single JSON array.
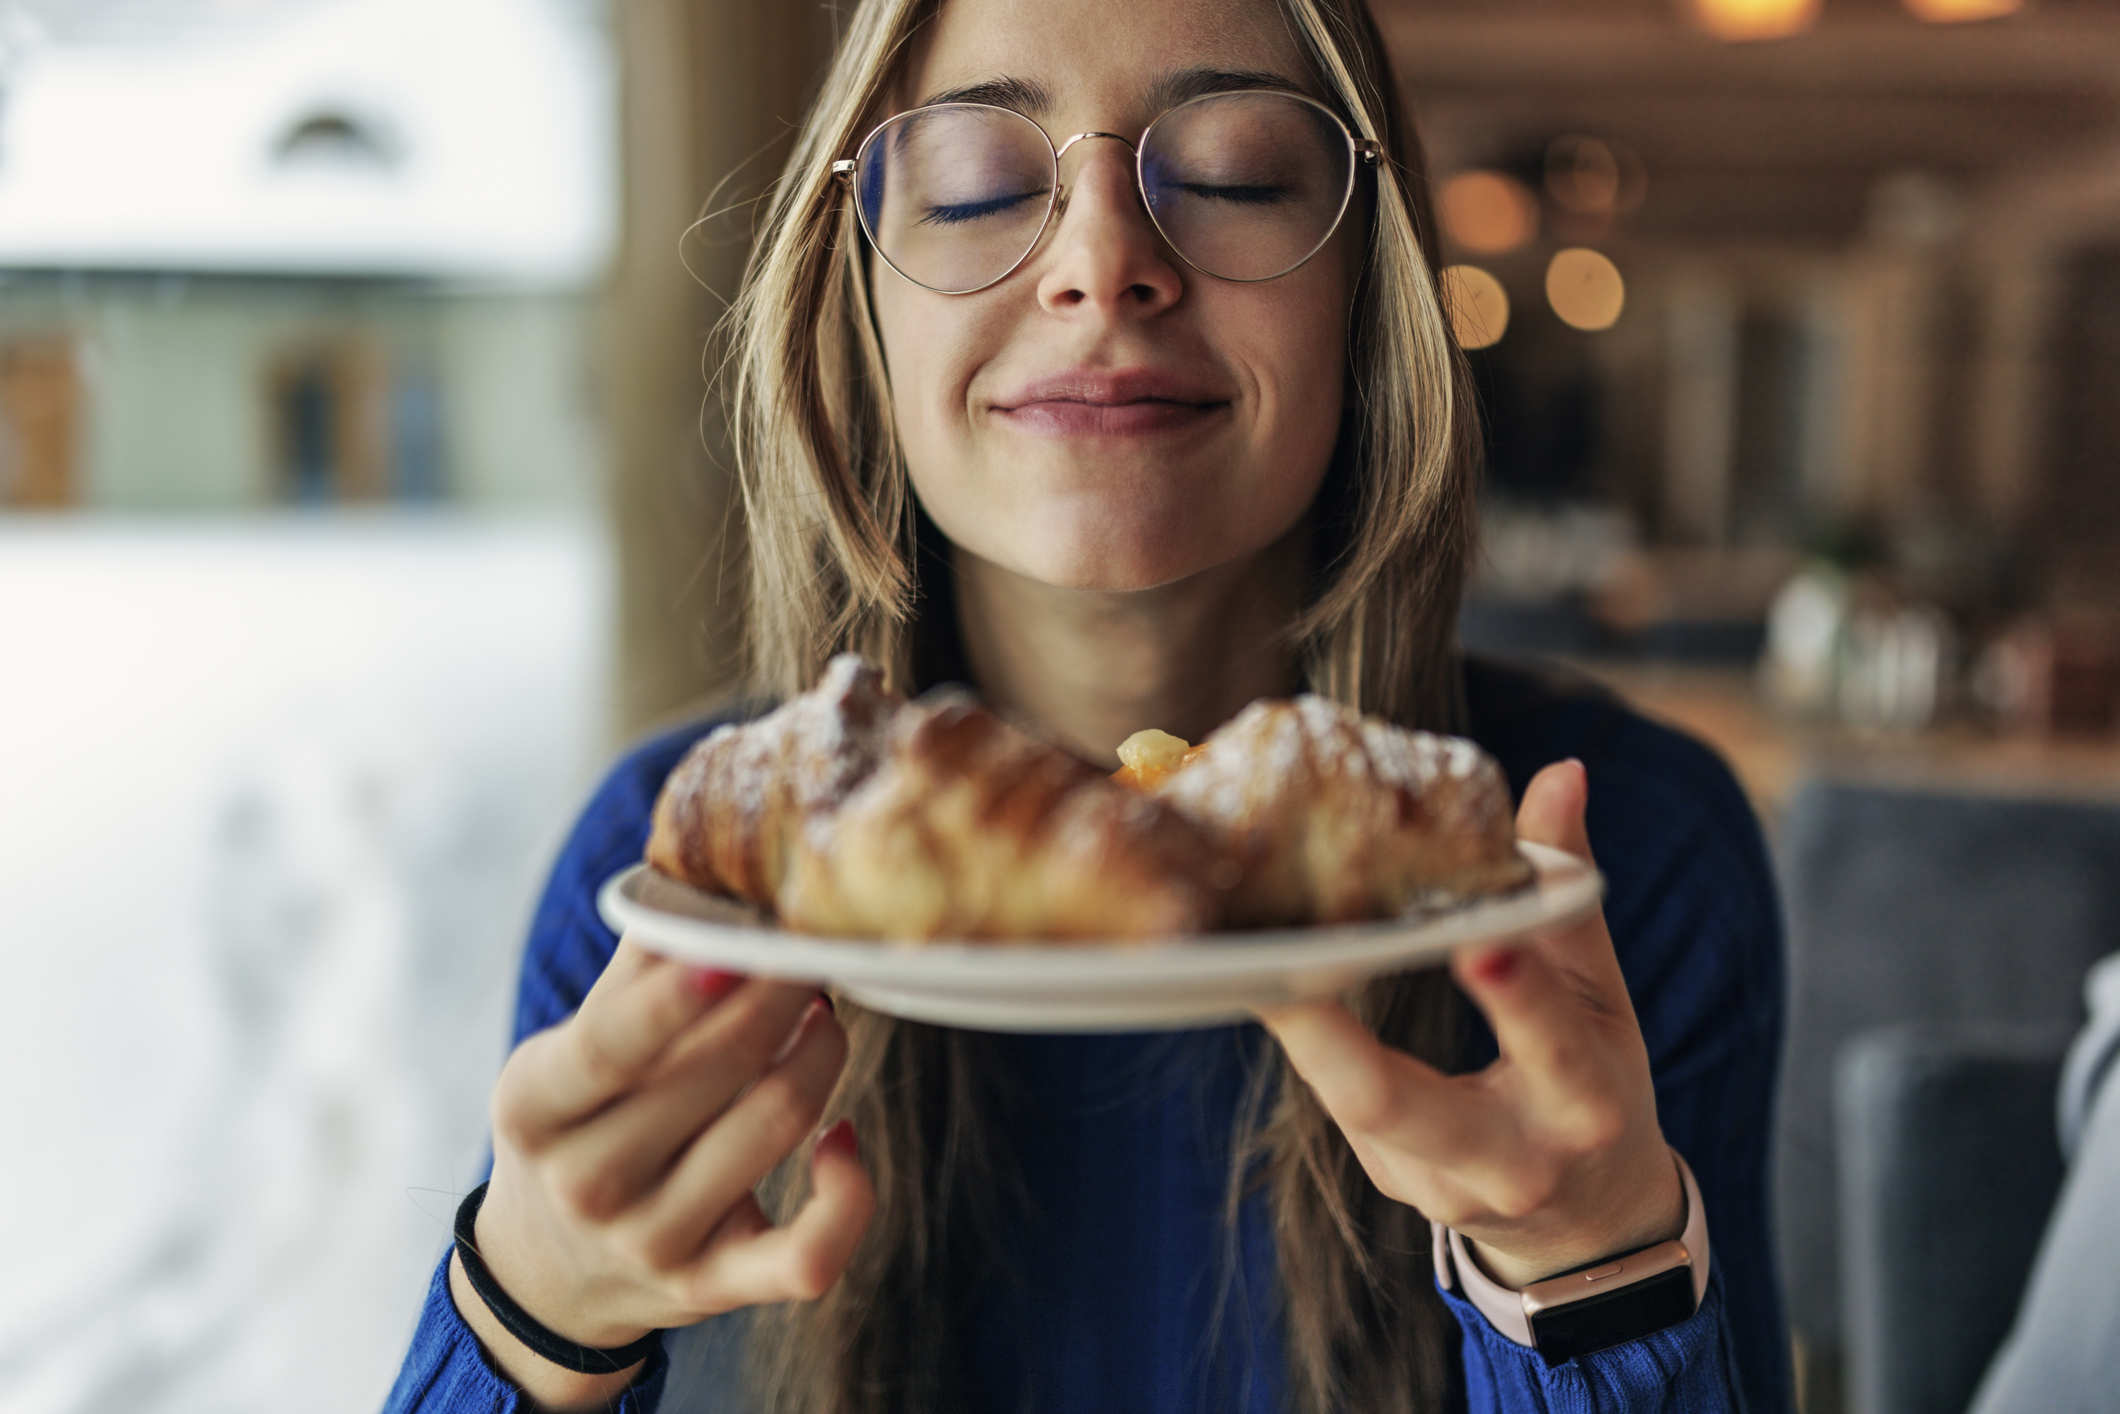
[[1155, 696, 1531, 926], [644, 654, 899, 907]]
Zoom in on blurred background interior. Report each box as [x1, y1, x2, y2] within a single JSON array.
[[1, 0, 2116, 1411]]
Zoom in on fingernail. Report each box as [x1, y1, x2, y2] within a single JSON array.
[[817, 1118, 858, 1160], [1470, 948, 1520, 985], [692, 968, 742, 1002]]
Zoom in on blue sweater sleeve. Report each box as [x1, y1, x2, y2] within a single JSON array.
[[380, 721, 720, 1414], [383, 1255, 671, 1414], [1462, 659, 1792, 1414], [1448, 1272, 1743, 1413]]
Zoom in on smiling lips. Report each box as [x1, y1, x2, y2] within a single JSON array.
[[992, 369, 1232, 438]]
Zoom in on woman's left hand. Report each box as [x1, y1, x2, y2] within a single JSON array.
[[1256, 759, 1684, 1289]]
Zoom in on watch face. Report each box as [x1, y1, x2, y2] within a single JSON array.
[[1526, 1264, 1697, 1366]]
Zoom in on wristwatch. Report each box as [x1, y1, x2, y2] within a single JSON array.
[[1430, 1148, 1710, 1366]]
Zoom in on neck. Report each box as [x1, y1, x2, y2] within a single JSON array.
[[951, 525, 1311, 767]]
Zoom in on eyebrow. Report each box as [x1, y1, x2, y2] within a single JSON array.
[[916, 67, 1307, 120], [918, 76, 1055, 114], [1146, 66, 1307, 111]]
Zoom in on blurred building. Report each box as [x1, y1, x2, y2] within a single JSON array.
[[0, 0, 613, 511], [0, 6, 620, 1413]]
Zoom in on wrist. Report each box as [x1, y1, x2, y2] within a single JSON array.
[[1464, 1142, 1686, 1289], [448, 1248, 645, 1410], [1435, 1147, 1711, 1357], [473, 1182, 655, 1349]]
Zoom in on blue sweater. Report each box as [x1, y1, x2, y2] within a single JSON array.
[[385, 658, 1791, 1413]]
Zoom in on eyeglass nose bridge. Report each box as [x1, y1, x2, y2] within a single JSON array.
[[1048, 131, 1137, 218]]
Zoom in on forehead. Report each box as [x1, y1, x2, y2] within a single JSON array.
[[896, 0, 1316, 126]]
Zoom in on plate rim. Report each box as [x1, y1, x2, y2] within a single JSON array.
[[595, 841, 1603, 993]]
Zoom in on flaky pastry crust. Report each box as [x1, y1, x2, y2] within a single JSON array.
[[1151, 696, 1533, 927], [644, 654, 899, 908], [779, 691, 1227, 942]]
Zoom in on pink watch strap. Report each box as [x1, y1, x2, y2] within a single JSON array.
[[1430, 1148, 1711, 1348]]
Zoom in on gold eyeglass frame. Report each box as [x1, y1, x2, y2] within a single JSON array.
[[829, 88, 1384, 295]]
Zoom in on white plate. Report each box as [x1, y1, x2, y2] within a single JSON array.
[[597, 841, 1601, 1033]]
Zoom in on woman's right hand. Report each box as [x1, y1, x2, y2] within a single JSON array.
[[448, 937, 873, 1409]]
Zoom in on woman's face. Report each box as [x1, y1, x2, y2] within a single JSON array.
[[871, 0, 1359, 593]]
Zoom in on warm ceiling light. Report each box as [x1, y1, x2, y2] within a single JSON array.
[[1683, 0, 1820, 41], [1902, 0, 2024, 20], [1546, 249, 1625, 331], [1438, 171, 1537, 255], [1441, 265, 1510, 350]]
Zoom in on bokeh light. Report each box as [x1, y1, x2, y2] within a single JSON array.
[[1546, 248, 1626, 330], [1546, 136, 1622, 215], [1439, 170, 1538, 254], [1684, 0, 1821, 42], [1441, 264, 1511, 349], [1902, 0, 2024, 20]]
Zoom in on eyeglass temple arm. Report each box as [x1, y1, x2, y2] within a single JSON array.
[[831, 159, 857, 181]]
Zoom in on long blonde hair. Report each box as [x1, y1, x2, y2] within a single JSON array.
[[722, 1, 1482, 1408]]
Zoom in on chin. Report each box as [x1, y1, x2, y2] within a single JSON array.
[[999, 520, 1251, 594], [916, 461, 1318, 594]]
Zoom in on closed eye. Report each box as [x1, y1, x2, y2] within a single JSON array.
[[1177, 182, 1291, 205], [920, 189, 1048, 226]]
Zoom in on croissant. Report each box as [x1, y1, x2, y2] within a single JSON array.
[[778, 690, 1228, 942], [1144, 697, 1532, 927], [644, 654, 900, 909]]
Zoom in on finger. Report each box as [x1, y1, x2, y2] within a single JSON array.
[[688, 1121, 875, 1309], [1451, 943, 1629, 1112], [640, 999, 850, 1261], [1505, 759, 1632, 1002], [539, 983, 835, 1219], [499, 941, 747, 1141], [1256, 998, 1496, 1163], [1515, 759, 1594, 864]]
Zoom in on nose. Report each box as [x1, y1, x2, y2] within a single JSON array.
[[1033, 135, 1183, 318]]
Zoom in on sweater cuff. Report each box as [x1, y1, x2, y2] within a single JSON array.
[[384, 1249, 669, 1413], [1439, 1262, 1734, 1401]]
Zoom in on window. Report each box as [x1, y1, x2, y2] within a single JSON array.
[[0, 337, 81, 509]]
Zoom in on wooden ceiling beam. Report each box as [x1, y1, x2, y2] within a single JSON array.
[[1379, 3, 2120, 242], [1379, 10, 2120, 99]]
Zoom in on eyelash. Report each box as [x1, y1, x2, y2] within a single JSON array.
[[921, 190, 1048, 226], [1174, 182, 1289, 206]]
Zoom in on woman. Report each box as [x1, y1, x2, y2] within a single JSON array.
[[386, 0, 1789, 1409]]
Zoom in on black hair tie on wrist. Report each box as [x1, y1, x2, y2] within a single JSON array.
[[453, 1182, 663, 1375]]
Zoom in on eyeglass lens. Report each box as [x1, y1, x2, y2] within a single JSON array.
[[855, 92, 1356, 294]]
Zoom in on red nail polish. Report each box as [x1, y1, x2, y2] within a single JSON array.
[[692, 968, 742, 1002], [1471, 949, 1520, 985], [818, 1118, 858, 1160]]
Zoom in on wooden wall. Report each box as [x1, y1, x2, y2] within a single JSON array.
[[603, 0, 836, 736]]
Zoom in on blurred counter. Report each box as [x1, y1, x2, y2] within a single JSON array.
[[1577, 661, 2120, 823]]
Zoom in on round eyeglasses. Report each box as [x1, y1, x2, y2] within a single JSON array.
[[831, 89, 1382, 295]]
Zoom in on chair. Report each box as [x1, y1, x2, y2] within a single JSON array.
[[1833, 1023, 2072, 1414], [1772, 779, 2120, 1411]]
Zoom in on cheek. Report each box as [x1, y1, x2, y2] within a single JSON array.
[[1223, 283, 1349, 503], [1251, 310, 1344, 452], [872, 273, 957, 453]]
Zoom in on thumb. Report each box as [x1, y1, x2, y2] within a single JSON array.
[[1516, 758, 1594, 864]]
